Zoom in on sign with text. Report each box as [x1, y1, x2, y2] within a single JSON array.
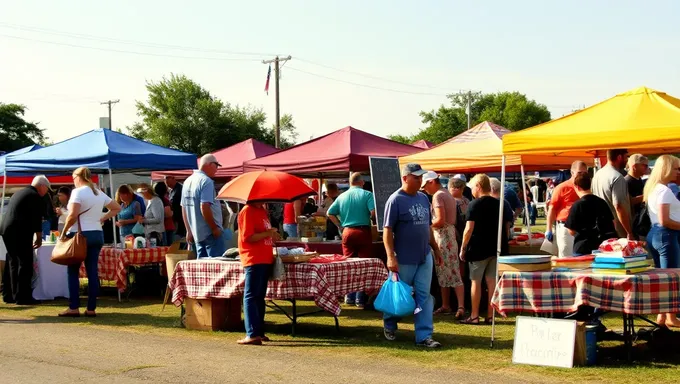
[[368, 157, 402, 231], [512, 316, 576, 368]]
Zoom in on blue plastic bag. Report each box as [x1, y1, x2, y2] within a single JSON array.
[[374, 272, 416, 317]]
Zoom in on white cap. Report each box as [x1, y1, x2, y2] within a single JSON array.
[[31, 175, 53, 191], [421, 171, 440, 187], [452, 174, 466, 182], [199, 154, 222, 168]]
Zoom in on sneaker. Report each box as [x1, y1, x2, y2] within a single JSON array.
[[383, 328, 396, 341], [416, 338, 442, 348]]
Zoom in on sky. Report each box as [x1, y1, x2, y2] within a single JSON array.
[[1, 0, 679, 146]]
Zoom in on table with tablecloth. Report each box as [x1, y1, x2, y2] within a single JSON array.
[[170, 258, 388, 316], [80, 246, 170, 292], [33, 244, 70, 300], [276, 240, 387, 262]]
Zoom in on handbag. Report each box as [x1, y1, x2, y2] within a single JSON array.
[[51, 209, 90, 266]]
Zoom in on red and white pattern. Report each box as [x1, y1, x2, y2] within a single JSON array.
[[598, 239, 646, 256], [170, 258, 388, 316], [79, 246, 170, 292], [491, 269, 680, 316]]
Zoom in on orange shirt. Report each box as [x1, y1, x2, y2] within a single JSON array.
[[238, 205, 274, 267], [549, 179, 579, 222]]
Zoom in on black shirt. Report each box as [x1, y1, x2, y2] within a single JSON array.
[[625, 174, 644, 210], [463, 186, 473, 201], [168, 183, 185, 235], [0, 186, 44, 238], [465, 195, 508, 261], [565, 194, 616, 255]]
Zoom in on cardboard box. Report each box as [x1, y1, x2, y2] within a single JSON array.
[[573, 321, 586, 366], [184, 297, 242, 332]]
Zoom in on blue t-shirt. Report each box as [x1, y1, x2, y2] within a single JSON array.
[[133, 193, 147, 215], [181, 170, 222, 242], [504, 186, 523, 212], [383, 190, 431, 265], [327, 187, 375, 227]]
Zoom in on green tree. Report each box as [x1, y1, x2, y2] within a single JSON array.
[[268, 114, 298, 149], [389, 91, 551, 145], [128, 74, 293, 154], [0, 103, 46, 152]]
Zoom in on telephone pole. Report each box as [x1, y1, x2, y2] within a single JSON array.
[[262, 56, 292, 148], [100, 99, 120, 130]]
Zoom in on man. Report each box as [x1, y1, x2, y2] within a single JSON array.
[[624, 154, 648, 237], [382, 163, 443, 348], [0, 175, 51, 304], [181, 154, 227, 258], [565, 173, 617, 256], [490, 178, 515, 248], [327, 173, 375, 307], [546, 160, 588, 257], [504, 182, 523, 222], [592, 149, 634, 240], [165, 175, 185, 237], [318, 183, 341, 241]]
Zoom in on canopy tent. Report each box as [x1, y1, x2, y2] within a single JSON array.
[[152, 138, 278, 180], [0, 145, 94, 185], [411, 139, 435, 149], [502, 86, 680, 157], [3, 128, 197, 173], [399, 121, 593, 173], [243, 126, 423, 178]]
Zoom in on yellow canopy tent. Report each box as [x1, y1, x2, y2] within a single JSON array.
[[399, 121, 591, 173], [502, 86, 680, 156]]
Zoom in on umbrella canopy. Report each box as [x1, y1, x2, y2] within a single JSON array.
[[217, 170, 316, 204], [399, 121, 592, 173], [502, 86, 680, 157], [411, 140, 435, 149]]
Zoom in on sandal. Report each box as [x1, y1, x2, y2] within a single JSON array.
[[84, 311, 97, 318], [484, 317, 493, 325], [58, 310, 80, 318], [454, 307, 466, 320], [459, 316, 480, 325], [433, 307, 453, 315]]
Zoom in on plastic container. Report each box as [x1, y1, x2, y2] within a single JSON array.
[[150, 237, 157, 248], [585, 324, 598, 365]]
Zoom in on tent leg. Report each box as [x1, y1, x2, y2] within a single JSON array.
[[109, 170, 117, 249], [0, 169, 6, 227], [492, 155, 507, 347], [520, 164, 532, 240]]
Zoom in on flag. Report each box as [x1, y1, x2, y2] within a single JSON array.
[[264, 64, 271, 95]]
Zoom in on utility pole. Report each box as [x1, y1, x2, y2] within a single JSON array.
[[100, 99, 120, 130], [262, 56, 292, 148], [466, 91, 472, 130]]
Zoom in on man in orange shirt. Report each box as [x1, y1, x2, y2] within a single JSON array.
[[237, 202, 279, 345], [545, 161, 588, 257]]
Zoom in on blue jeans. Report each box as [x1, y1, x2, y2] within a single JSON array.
[[243, 264, 271, 338], [66, 231, 104, 311], [283, 224, 297, 238], [42, 220, 51, 238], [647, 225, 680, 268], [383, 252, 434, 343], [345, 291, 367, 305], [194, 230, 231, 258]]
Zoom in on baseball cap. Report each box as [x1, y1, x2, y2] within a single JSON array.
[[200, 154, 222, 167], [31, 175, 53, 192], [421, 171, 440, 187], [452, 174, 466, 182], [401, 163, 428, 177]]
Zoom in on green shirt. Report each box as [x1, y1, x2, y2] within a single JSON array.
[[327, 187, 375, 227]]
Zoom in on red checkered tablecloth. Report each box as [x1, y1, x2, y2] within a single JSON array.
[[491, 269, 680, 316], [169, 258, 388, 316], [79, 246, 170, 292]]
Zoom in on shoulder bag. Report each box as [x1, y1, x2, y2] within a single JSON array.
[[51, 209, 90, 266]]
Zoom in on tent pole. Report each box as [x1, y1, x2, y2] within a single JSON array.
[[0, 169, 6, 227], [520, 164, 532, 242], [492, 155, 506, 348], [109, 170, 117, 249]]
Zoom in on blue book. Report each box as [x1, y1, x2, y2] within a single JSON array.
[[594, 255, 647, 264], [591, 260, 650, 269]]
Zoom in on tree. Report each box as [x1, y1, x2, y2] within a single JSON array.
[[268, 114, 298, 149], [389, 91, 551, 145], [128, 74, 295, 154], [0, 103, 46, 152]]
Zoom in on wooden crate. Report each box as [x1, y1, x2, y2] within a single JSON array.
[[184, 297, 242, 332]]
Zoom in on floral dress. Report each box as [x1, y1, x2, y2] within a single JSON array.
[[432, 190, 463, 288]]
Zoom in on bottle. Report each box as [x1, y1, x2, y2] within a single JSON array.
[[150, 237, 157, 248]]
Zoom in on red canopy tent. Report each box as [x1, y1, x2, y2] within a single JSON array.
[[152, 139, 278, 180], [243, 126, 423, 178], [411, 139, 435, 149]]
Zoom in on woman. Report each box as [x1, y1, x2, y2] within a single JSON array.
[[422, 172, 465, 319], [154, 182, 175, 245], [59, 167, 120, 317], [138, 183, 165, 245], [644, 155, 680, 328], [54, 186, 71, 233], [237, 201, 279, 345], [115, 185, 143, 240], [449, 178, 470, 245], [282, 198, 303, 238]]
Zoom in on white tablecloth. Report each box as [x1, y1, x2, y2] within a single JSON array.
[[33, 244, 70, 300]]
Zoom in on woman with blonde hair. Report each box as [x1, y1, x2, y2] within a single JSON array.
[[644, 154, 680, 327], [59, 167, 121, 317]]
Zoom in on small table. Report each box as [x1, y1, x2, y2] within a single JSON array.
[[32, 244, 69, 300], [276, 240, 387, 262]]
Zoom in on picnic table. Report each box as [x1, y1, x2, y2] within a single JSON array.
[[170, 258, 388, 334], [80, 246, 170, 292]]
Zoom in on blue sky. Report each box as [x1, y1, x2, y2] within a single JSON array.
[[1, 0, 678, 145]]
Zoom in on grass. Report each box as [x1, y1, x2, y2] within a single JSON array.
[[1, 296, 679, 384]]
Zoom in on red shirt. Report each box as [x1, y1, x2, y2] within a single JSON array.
[[549, 179, 579, 222], [238, 205, 274, 267], [283, 202, 296, 224], [161, 197, 175, 231]]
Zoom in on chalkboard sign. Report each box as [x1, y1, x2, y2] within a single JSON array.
[[369, 157, 402, 231]]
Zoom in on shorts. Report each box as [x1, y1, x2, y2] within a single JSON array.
[[469, 256, 497, 282]]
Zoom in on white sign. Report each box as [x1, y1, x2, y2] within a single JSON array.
[[512, 316, 576, 368]]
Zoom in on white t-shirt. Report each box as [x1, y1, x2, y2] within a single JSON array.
[[68, 186, 113, 232], [648, 183, 680, 225]]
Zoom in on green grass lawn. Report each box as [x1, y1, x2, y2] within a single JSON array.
[[1, 296, 678, 384]]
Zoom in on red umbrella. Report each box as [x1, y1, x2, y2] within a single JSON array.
[[217, 170, 316, 204]]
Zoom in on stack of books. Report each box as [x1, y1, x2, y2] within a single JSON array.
[[591, 254, 651, 275], [498, 255, 552, 274], [551, 255, 595, 271]]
